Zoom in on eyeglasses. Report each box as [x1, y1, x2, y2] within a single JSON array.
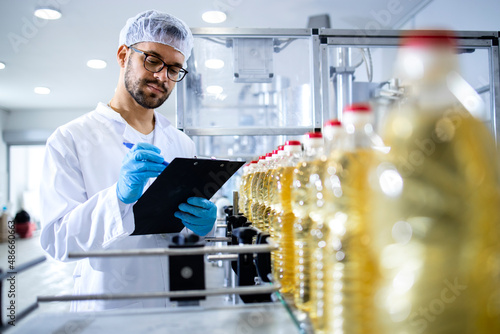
[[129, 46, 188, 82]]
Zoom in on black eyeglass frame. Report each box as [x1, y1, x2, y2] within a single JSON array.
[[129, 46, 188, 82]]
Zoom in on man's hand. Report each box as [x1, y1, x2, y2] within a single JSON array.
[[175, 197, 217, 236], [117, 143, 166, 204]]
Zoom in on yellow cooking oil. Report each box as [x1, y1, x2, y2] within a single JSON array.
[[260, 162, 276, 233], [242, 164, 256, 218], [290, 133, 323, 311], [239, 162, 256, 218], [292, 158, 325, 311], [308, 102, 381, 334], [249, 168, 264, 226], [268, 164, 281, 277], [371, 106, 500, 334], [274, 165, 296, 294], [251, 155, 270, 230], [324, 149, 378, 334], [237, 164, 247, 214], [257, 154, 274, 230], [308, 152, 336, 333]]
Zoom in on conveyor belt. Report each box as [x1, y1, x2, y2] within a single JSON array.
[[5, 302, 302, 334]]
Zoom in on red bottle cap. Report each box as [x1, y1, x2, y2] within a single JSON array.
[[400, 30, 456, 48], [306, 132, 323, 138], [343, 103, 372, 113], [324, 119, 342, 127], [285, 140, 301, 146]]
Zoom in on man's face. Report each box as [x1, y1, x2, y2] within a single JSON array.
[[124, 42, 185, 109]]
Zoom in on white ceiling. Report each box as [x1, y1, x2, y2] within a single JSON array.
[[0, 0, 431, 113]]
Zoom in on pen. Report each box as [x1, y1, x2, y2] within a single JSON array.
[[122, 142, 169, 167]]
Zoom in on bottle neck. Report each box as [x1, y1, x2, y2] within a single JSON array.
[[256, 159, 267, 171], [343, 114, 386, 151], [345, 121, 374, 149], [343, 113, 373, 147], [305, 145, 323, 156], [303, 138, 324, 159], [397, 46, 459, 109], [282, 147, 303, 166]]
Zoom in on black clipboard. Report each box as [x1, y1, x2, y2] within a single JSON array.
[[131, 158, 245, 235]]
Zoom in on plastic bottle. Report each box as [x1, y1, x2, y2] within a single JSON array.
[[291, 132, 324, 311], [265, 147, 286, 232], [239, 160, 258, 218], [323, 119, 344, 153], [309, 104, 381, 334], [250, 154, 272, 230], [261, 150, 280, 233], [272, 140, 302, 294], [369, 30, 500, 334], [307, 120, 345, 332], [0, 205, 9, 243], [238, 163, 250, 214], [294, 121, 344, 316], [267, 146, 286, 272], [249, 155, 265, 224], [257, 153, 274, 231]]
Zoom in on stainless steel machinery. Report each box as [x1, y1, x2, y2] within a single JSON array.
[[177, 28, 500, 157], [4, 29, 499, 334], [176, 28, 323, 162], [317, 29, 500, 141]]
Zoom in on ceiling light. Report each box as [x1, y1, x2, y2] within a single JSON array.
[[87, 59, 107, 69], [0, 62, 5, 70], [202, 11, 226, 24], [34, 87, 51, 95], [206, 85, 223, 95], [34, 7, 62, 20], [205, 59, 225, 69]]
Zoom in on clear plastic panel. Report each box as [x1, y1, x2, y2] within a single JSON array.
[[325, 45, 494, 135], [193, 134, 302, 160], [180, 34, 314, 131]]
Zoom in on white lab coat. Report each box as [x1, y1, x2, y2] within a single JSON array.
[[39, 102, 198, 311]]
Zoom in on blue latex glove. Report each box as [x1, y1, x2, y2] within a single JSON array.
[[117, 143, 167, 204], [174, 197, 217, 236]]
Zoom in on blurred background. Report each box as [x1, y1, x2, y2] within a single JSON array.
[[0, 0, 499, 229]]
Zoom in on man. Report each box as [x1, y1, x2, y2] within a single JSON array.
[[39, 10, 216, 311], [14, 209, 36, 239]]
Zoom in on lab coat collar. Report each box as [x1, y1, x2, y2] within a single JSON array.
[[95, 102, 171, 129], [153, 110, 171, 129], [94, 102, 173, 147], [152, 110, 173, 150], [95, 102, 126, 124]]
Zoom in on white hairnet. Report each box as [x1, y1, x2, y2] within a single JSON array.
[[119, 10, 194, 61]]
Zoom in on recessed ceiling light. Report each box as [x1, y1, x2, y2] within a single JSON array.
[[205, 59, 225, 69], [34, 87, 51, 95], [87, 59, 107, 69], [206, 85, 223, 94], [202, 11, 226, 24], [0, 62, 5, 70], [34, 7, 62, 20]]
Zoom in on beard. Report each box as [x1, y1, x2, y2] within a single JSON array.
[[124, 57, 171, 109]]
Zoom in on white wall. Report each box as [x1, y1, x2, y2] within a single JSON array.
[[4, 101, 176, 132], [9, 146, 45, 223], [5, 109, 88, 131], [0, 109, 8, 210], [405, 0, 500, 31]]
